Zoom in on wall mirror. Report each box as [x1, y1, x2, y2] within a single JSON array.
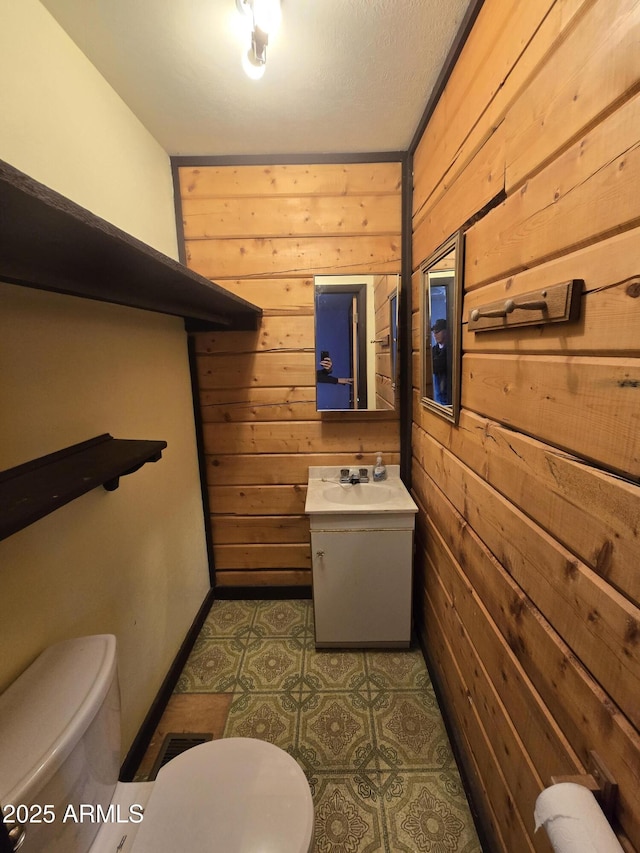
[[420, 231, 463, 424], [314, 274, 400, 411]]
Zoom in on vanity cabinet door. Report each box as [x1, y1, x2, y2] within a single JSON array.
[[311, 528, 413, 647]]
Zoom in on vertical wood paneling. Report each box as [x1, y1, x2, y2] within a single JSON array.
[[411, 0, 640, 849], [179, 162, 402, 587]]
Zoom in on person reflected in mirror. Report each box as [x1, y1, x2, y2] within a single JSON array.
[[316, 355, 353, 385], [431, 318, 450, 405]]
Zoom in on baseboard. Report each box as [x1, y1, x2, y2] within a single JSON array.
[[215, 585, 312, 600], [119, 587, 215, 781], [415, 621, 492, 853]]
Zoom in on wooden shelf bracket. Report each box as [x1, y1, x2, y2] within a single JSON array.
[[0, 434, 168, 541]]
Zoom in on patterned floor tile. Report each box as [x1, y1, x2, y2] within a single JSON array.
[[365, 647, 433, 691], [305, 648, 369, 690], [174, 638, 244, 692], [153, 600, 482, 853], [374, 692, 455, 769], [242, 637, 304, 690], [298, 692, 374, 773], [252, 599, 310, 636], [199, 599, 256, 638], [382, 771, 482, 853], [312, 775, 386, 852], [223, 693, 298, 751]]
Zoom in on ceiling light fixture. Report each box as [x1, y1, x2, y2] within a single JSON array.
[[236, 0, 281, 80]]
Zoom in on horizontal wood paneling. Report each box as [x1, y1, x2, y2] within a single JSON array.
[[214, 543, 310, 569], [413, 444, 640, 844], [216, 569, 311, 587], [462, 353, 640, 478], [197, 352, 315, 389], [200, 277, 314, 314], [211, 515, 309, 544], [181, 161, 402, 588], [179, 163, 402, 199], [462, 227, 640, 355], [412, 0, 557, 217], [411, 0, 640, 848], [412, 122, 506, 268], [420, 533, 563, 853], [193, 316, 314, 354], [505, 0, 640, 190], [204, 452, 401, 486], [420, 576, 521, 853], [186, 235, 401, 279], [200, 387, 319, 423], [466, 91, 640, 288], [414, 402, 640, 608], [208, 484, 307, 515], [414, 426, 640, 730], [202, 420, 400, 455], [183, 194, 401, 239], [416, 0, 593, 232]]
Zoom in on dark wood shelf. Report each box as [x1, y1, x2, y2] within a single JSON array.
[[0, 159, 261, 331], [0, 434, 167, 541]]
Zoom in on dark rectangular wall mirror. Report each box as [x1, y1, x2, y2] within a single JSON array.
[[420, 231, 463, 424], [314, 274, 400, 411]]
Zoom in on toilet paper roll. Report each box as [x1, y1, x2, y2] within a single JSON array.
[[534, 782, 623, 853]]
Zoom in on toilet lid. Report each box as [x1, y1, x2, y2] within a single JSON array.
[[131, 738, 314, 853]]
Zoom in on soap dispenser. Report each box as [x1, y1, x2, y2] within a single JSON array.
[[373, 453, 387, 481]]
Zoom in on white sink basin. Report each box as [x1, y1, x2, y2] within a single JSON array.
[[305, 466, 418, 516], [321, 483, 395, 505]]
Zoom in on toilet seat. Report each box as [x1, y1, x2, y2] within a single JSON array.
[[130, 738, 314, 853]]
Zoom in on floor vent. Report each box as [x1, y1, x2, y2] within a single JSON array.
[[148, 732, 213, 780]]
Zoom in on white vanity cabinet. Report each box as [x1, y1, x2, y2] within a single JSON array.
[[310, 518, 414, 647], [305, 466, 418, 648]]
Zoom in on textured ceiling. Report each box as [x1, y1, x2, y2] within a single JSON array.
[[39, 0, 471, 157]]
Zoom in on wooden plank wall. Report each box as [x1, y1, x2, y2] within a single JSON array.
[[177, 162, 402, 588], [374, 273, 398, 410], [411, 0, 640, 850]]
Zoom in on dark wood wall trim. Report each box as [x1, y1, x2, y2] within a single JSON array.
[[216, 586, 312, 601], [119, 586, 215, 781], [171, 159, 188, 267], [187, 335, 217, 587], [400, 152, 414, 485]]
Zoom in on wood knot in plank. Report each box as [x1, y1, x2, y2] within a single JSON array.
[[625, 278, 640, 298], [594, 539, 614, 577], [564, 558, 579, 580], [624, 618, 640, 647]]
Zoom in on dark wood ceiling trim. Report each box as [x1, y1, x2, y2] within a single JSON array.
[[171, 151, 405, 168]]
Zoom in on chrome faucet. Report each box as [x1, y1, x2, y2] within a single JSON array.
[[339, 467, 370, 485]]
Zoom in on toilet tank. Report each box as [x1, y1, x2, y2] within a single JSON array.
[[0, 635, 121, 853]]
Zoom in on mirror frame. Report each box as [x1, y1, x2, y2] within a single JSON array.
[[389, 288, 399, 393], [420, 230, 463, 425]]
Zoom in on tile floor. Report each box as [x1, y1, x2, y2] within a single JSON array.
[[139, 598, 483, 853]]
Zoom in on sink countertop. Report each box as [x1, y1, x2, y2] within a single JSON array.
[[305, 466, 418, 515]]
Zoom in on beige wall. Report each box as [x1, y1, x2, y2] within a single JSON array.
[[0, 0, 209, 753]]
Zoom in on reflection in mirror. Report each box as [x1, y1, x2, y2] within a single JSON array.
[[389, 289, 398, 393], [421, 231, 463, 424], [314, 274, 400, 411]]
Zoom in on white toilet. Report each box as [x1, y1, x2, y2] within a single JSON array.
[[0, 634, 314, 853]]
